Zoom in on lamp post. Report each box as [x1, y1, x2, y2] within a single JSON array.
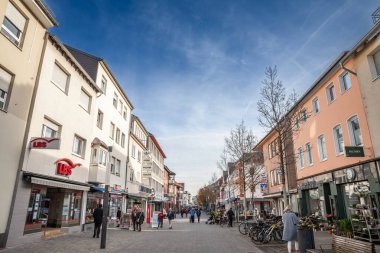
[[100, 146, 112, 249]]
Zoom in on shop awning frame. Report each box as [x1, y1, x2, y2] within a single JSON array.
[[31, 177, 89, 191]]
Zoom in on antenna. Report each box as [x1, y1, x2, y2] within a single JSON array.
[[372, 6, 380, 24]]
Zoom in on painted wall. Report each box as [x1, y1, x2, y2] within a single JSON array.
[[354, 34, 380, 157], [0, 0, 52, 244], [293, 59, 374, 180]]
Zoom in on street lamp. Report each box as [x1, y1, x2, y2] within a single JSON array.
[[100, 146, 112, 249]]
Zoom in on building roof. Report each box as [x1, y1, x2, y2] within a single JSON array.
[[131, 114, 149, 135], [164, 165, 176, 175], [65, 45, 134, 110], [149, 133, 167, 159]]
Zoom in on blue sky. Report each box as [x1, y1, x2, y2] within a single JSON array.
[[46, 0, 379, 195]]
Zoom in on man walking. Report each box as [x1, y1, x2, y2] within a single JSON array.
[[132, 206, 138, 231], [189, 207, 196, 223], [196, 208, 201, 223], [227, 208, 234, 227], [136, 207, 145, 232], [157, 211, 164, 229], [116, 207, 122, 227], [93, 204, 103, 238], [168, 208, 175, 229]]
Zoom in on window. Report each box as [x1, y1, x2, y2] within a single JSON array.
[[130, 169, 134, 181], [268, 144, 272, 159], [98, 148, 107, 166], [42, 117, 60, 138], [110, 122, 115, 139], [79, 88, 91, 112], [305, 143, 313, 166], [131, 145, 136, 158], [115, 128, 120, 144], [123, 107, 128, 120], [118, 100, 123, 114], [368, 49, 380, 79], [300, 109, 307, 122], [1, 3, 26, 47], [298, 147, 304, 168], [312, 97, 320, 115], [326, 83, 336, 104], [100, 75, 107, 95], [339, 72, 351, 93], [121, 133, 125, 148], [0, 67, 13, 111], [73, 135, 86, 157], [51, 63, 69, 93], [317, 135, 327, 161], [294, 116, 299, 129], [110, 156, 115, 174], [115, 159, 121, 176], [333, 125, 344, 154], [348, 116, 363, 146], [138, 151, 141, 163], [96, 110, 103, 129], [270, 170, 274, 186], [113, 93, 118, 109]]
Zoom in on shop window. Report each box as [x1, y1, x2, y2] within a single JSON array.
[[333, 125, 344, 155], [308, 189, 320, 215], [86, 192, 103, 223], [24, 185, 47, 234], [317, 135, 327, 161], [347, 116, 363, 146], [61, 191, 82, 226], [0, 67, 13, 111], [42, 117, 61, 138], [72, 135, 86, 158], [1, 2, 27, 47]]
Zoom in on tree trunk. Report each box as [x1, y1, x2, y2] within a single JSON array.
[[278, 132, 289, 209]]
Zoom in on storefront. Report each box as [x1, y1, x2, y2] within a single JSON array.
[[298, 159, 380, 219]]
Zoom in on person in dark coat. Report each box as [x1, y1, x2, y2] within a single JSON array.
[[93, 204, 103, 238], [226, 208, 234, 227], [136, 207, 145, 232], [168, 208, 175, 229], [196, 209, 201, 223], [158, 211, 164, 229], [282, 206, 299, 253], [116, 208, 122, 227], [132, 206, 138, 231]]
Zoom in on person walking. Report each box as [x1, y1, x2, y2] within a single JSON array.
[[185, 208, 188, 218], [93, 204, 103, 238], [180, 209, 184, 218], [282, 206, 299, 253], [116, 207, 122, 227], [227, 208, 234, 227], [196, 208, 201, 223], [158, 211, 164, 229], [168, 208, 175, 229], [136, 207, 145, 232], [189, 208, 196, 223], [132, 206, 138, 231]]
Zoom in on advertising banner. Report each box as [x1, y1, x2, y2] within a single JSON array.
[[151, 211, 160, 228], [260, 183, 268, 194]]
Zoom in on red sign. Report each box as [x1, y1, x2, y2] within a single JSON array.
[[55, 158, 81, 176], [147, 205, 151, 224], [30, 137, 60, 149]]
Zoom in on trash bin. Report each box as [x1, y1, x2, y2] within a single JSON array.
[[297, 228, 315, 253]]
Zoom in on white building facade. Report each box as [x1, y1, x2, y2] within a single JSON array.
[[7, 35, 100, 246]]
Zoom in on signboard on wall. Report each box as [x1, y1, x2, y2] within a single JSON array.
[[260, 183, 268, 194], [55, 158, 81, 176], [30, 137, 60, 149], [345, 146, 364, 157]]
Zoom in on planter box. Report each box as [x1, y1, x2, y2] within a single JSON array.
[[298, 228, 315, 253]]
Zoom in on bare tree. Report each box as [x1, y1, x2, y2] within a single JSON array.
[[224, 121, 257, 219], [246, 152, 264, 206], [257, 66, 301, 206]]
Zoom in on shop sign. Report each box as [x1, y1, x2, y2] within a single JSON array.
[[30, 137, 60, 149], [260, 173, 267, 183], [345, 146, 365, 157], [260, 183, 268, 193], [55, 158, 81, 176]]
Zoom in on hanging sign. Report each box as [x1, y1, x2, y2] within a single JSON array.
[[30, 137, 60, 149], [345, 146, 364, 157]]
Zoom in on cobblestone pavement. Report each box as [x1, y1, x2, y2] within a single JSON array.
[[2, 217, 265, 253]]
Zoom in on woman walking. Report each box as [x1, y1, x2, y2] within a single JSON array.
[[282, 206, 299, 253]]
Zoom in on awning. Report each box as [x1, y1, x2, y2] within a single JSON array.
[[31, 177, 89, 191], [90, 186, 125, 195]]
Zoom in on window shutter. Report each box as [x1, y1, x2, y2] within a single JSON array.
[[6, 3, 26, 31], [52, 63, 68, 90], [0, 68, 12, 92], [80, 89, 90, 111]]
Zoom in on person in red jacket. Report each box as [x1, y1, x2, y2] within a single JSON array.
[[157, 211, 164, 229]]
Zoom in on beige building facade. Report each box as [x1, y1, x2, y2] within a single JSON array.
[[0, 0, 57, 248]]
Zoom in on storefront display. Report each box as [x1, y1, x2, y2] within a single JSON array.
[[85, 191, 103, 223]]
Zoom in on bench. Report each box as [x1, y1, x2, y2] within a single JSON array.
[[307, 234, 376, 253]]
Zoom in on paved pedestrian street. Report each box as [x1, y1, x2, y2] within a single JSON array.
[[2, 217, 266, 253]]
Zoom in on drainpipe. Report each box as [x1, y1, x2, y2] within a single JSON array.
[[339, 62, 357, 76]]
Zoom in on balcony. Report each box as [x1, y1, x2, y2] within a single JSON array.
[[88, 164, 106, 183]]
